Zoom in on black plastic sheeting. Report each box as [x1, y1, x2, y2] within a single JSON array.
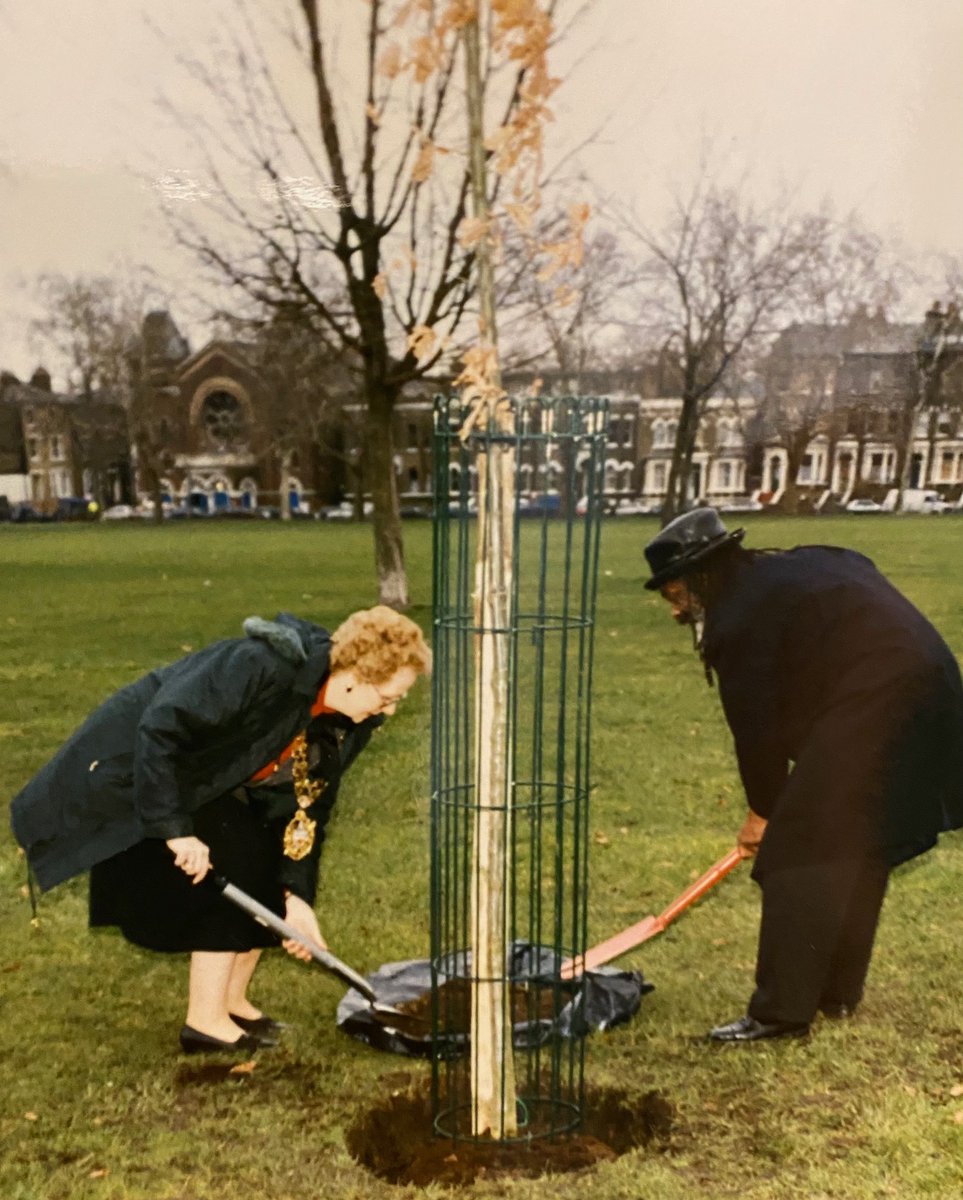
[[336, 942, 654, 1058]]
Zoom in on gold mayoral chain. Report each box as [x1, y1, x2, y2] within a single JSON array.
[[283, 734, 325, 861]]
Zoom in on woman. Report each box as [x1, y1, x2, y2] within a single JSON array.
[[10, 606, 431, 1054]]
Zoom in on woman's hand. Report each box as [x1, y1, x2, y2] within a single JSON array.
[[736, 809, 768, 859], [282, 892, 328, 962], [166, 835, 212, 883]]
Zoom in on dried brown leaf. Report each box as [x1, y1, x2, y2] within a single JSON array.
[[408, 325, 438, 363], [377, 43, 404, 79], [456, 216, 490, 249], [411, 140, 435, 184]]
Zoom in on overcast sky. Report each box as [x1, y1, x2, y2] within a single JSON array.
[[2, 0, 962, 384]]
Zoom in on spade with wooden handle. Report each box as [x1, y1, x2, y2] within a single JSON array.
[[213, 875, 408, 1020], [561, 846, 744, 978]]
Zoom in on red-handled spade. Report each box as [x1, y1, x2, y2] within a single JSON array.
[[561, 847, 744, 979]]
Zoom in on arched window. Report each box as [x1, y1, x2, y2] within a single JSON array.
[[211, 476, 232, 511], [449, 463, 462, 493], [239, 477, 258, 510], [201, 391, 246, 450], [717, 418, 737, 447], [652, 418, 667, 448]]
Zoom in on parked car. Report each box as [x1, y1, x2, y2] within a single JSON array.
[[919, 493, 953, 514], [719, 496, 763, 513], [882, 488, 952, 514], [321, 501, 374, 521], [9, 503, 53, 523], [611, 500, 658, 516], [56, 496, 99, 521], [101, 504, 139, 521], [845, 497, 884, 514]]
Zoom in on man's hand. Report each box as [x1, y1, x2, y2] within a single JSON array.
[[281, 892, 328, 962], [737, 810, 768, 859], [166, 836, 211, 883]]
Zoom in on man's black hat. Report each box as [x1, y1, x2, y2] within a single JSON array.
[[643, 507, 745, 591]]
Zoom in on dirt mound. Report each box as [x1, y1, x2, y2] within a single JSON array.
[[346, 1075, 674, 1187]]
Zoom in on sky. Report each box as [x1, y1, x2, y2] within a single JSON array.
[[2, 0, 962, 385]]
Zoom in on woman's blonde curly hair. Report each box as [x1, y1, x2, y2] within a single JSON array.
[[330, 606, 432, 684]]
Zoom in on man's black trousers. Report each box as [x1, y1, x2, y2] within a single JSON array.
[[748, 858, 890, 1025]]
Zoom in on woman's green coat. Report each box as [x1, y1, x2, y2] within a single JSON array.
[[11, 614, 379, 898]]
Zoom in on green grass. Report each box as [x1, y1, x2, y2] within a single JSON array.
[[2, 516, 962, 1198]]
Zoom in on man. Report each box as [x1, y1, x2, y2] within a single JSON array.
[[643, 508, 963, 1042]]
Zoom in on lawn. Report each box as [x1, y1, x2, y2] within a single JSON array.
[[1, 515, 962, 1199]]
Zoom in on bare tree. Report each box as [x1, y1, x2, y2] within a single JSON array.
[[895, 295, 963, 508], [159, 0, 550, 608], [29, 274, 144, 400], [762, 216, 906, 512], [229, 307, 364, 519], [498, 220, 630, 389], [621, 177, 817, 522]]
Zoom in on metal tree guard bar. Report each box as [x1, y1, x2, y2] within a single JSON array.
[[430, 394, 608, 1142]]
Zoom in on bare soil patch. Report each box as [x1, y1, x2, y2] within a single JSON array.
[[346, 1075, 674, 1187]]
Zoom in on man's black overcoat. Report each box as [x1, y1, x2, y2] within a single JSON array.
[[701, 546, 963, 874], [10, 615, 379, 897]]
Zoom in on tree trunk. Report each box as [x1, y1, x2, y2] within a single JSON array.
[[365, 386, 408, 609], [464, 6, 517, 1140], [661, 393, 699, 524], [280, 449, 292, 521]]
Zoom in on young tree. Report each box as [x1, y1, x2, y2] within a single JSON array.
[[162, 0, 553, 608]]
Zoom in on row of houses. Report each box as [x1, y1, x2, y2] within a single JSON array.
[[2, 305, 962, 516]]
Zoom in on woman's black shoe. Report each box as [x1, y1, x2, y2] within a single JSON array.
[[178, 1025, 271, 1054], [229, 1013, 285, 1036]]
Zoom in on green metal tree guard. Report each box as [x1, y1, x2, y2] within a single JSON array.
[[431, 393, 608, 1142]]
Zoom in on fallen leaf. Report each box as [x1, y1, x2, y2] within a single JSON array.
[[89, 1168, 109, 1179], [229, 1060, 257, 1076], [24, 1112, 38, 1121], [593, 832, 610, 847], [953, 1110, 963, 1125], [950, 1083, 963, 1097]]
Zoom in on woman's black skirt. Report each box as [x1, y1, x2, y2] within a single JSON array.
[[89, 790, 286, 953]]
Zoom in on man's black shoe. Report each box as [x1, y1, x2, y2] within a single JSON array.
[[708, 1015, 810, 1043]]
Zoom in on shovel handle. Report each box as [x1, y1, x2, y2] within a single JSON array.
[[562, 846, 744, 977], [657, 846, 743, 926], [213, 876, 377, 1002]]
